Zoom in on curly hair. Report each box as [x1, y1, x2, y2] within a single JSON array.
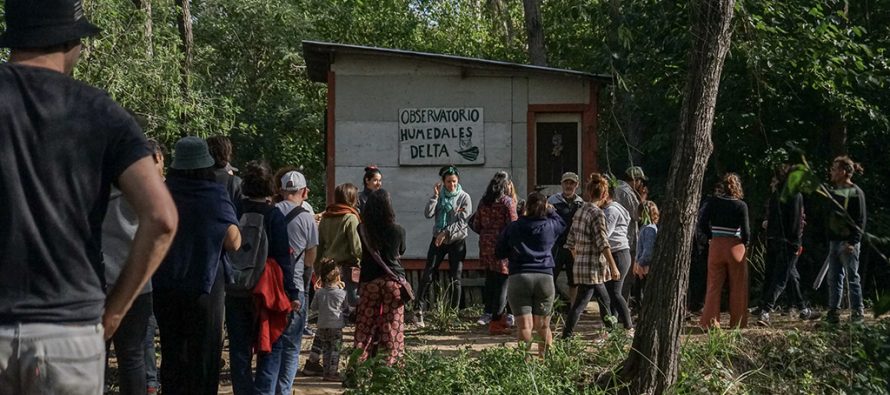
[[241, 161, 275, 198], [721, 173, 744, 199], [317, 258, 342, 288]]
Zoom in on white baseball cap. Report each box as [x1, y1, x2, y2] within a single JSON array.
[[280, 171, 307, 191]]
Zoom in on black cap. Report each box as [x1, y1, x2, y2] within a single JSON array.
[[0, 0, 100, 49]]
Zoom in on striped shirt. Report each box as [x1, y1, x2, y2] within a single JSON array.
[[565, 203, 611, 285], [698, 196, 750, 244]]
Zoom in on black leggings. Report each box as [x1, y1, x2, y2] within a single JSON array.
[[483, 271, 509, 319], [563, 284, 606, 337], [597, 249, 633, 329], [107, 292, 153, 395], [417, 238, 466, 311]]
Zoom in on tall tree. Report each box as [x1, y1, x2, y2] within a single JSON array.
[[522, 0, 547, 65], [131, 0, 153, 57], [175, 0, 193, 129], [487, 0, 516, 45], [616, 1, 735, 393]]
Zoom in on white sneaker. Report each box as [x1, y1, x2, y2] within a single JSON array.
[[476, 313, 492, 326], [415, 312, 426, 328], [505, 314, 515, 327]]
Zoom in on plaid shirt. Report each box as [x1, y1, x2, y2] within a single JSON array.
[[565, 203, 611, 285]]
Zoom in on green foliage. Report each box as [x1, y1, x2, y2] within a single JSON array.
[[344, 321, 890, 394], [346, 337, 627, 395], [421, 281, 470, 333]]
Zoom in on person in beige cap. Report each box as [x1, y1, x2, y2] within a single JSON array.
[[547, 172, 585, 304]]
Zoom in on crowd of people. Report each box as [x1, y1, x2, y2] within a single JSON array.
[[0, 2, 871, 395]]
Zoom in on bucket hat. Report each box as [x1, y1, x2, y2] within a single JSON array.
[[171, 136, 215, 170], [0, 0, 100, 49]]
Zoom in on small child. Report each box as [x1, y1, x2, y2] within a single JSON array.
[[633, 201, 659, 298], [301, 259, 347, 381]]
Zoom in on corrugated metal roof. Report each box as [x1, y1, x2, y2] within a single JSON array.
[[302, 40, 611, 83]]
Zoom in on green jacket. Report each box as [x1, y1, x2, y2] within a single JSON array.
[[315, 213, 362, 267]]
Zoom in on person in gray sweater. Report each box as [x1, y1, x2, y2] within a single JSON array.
[[416, 165, 473, 327], [302, 259, 347, 381]]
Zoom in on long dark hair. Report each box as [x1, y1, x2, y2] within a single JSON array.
[[361, 189, 396, 249], [206, 136, 233, 168], [481, 171, 509, 206]]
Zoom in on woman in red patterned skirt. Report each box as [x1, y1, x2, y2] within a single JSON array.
[[354, 189, 407, 364]]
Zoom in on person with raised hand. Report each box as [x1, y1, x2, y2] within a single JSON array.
[[416, 165, 472, 327]]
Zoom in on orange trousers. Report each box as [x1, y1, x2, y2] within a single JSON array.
[[700, 237, 748, 328]]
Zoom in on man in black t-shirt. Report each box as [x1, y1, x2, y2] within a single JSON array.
[[0, 1, 178, 393]]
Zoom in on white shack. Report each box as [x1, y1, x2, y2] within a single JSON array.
[[303, 41, 608, 276]]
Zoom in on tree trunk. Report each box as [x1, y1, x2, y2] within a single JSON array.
[[827, 112, 847, 157], [175, 0, 193, 129], [616, 1, 735, 394], [132, 0, 153, 57], [487, 0, 515, 45], [521, 0, 547, 66]]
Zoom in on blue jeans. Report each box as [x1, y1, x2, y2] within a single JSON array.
[[827, 241, 863, 312], [144, 313, 159, 389], [108, 292, 153, 395], [254, 292, 305, 395]]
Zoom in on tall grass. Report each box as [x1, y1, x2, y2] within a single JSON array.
[[346, 320, 890, 394]]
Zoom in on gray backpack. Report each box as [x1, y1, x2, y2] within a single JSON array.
[[227, 212, 269, 295], [226, 206, 306, 295]]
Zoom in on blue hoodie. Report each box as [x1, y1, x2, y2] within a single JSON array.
[[495, 210, 566, 275], [154, 177, 238, 294]]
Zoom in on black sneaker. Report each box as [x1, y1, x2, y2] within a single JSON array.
[[825, 310, 840, 324], [799, 308, 821, 320], [851, 311, 865, 323], [301, 360, 325, 377]]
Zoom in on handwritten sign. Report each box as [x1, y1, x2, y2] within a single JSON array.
[[398, 107, 485, 165]]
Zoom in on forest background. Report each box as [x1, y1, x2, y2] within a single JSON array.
[[1, 0, 888, 303]]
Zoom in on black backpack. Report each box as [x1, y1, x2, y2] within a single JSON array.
[[226, 206, 306, 295]]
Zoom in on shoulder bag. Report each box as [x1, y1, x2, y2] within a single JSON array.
[[357, 224, 415, 302]]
